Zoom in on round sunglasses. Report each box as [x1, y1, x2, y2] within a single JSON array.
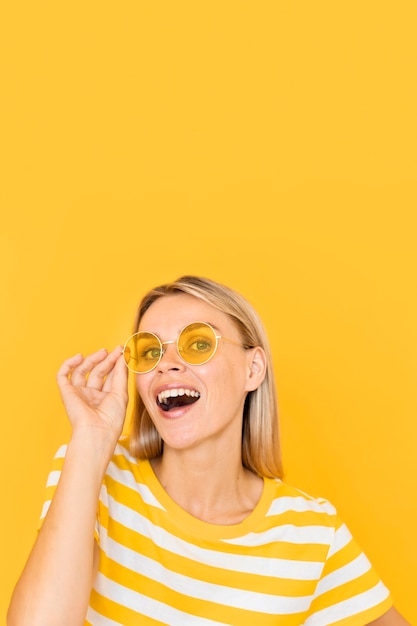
[[123, 321, 245, 373]]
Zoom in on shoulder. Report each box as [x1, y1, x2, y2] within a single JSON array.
[[267, 479, 338, 519], [102, 439, 157, 502], [112, 436, 138, 464], [260, 479, 345, 550], [102, 437, 144, 483]]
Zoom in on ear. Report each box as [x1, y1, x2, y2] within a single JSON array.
[[244, 346, 267, 392]]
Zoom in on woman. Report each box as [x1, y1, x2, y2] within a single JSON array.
[[8, 275, 409, 625]]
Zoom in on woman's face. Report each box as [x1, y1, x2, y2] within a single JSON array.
[[135, 293, 264, 454]]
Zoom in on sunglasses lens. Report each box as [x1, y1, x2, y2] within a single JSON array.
[[178, 322, 217, 365], [124, 332, 162, 373]]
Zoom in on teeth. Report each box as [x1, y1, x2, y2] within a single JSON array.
[[157, 388, 200, 404]]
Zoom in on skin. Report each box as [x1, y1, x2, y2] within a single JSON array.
[[7, 294, 410, 625], [135, 294, 267, 523], [7, 346, 129, 626]]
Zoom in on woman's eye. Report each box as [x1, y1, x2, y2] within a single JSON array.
[[141, 347, 161, 360], [189, 339, 212, 353]]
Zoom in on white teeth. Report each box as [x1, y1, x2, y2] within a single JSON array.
[[157, 388, 201, 404]]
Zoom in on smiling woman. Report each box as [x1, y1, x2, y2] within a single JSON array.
[[7, 276, 410, 626]]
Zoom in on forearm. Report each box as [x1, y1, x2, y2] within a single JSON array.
[[7, 434, 114, 626]]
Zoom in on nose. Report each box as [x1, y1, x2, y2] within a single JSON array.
[[157, 340, 185, 372]]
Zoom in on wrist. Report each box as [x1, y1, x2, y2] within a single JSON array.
[[67, 429, 119, 474]]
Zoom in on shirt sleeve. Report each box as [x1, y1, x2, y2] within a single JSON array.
[[305, 514, 393, 625]]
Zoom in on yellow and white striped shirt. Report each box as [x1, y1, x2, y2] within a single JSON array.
[[41, 441, 392, 625]]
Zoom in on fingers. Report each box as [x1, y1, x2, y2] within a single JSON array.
[[102, 350, 128, 396], [86, 347, 122, 389], [57, 353, 85, 388], [69, 349, 108, 387], [57, 347, 124, 391], [56, 347, 128, 438]]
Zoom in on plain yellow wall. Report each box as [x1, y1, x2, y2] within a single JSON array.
[[1, 2, 416, 623]]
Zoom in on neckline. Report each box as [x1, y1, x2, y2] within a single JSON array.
[[139, 458, 277, 540]]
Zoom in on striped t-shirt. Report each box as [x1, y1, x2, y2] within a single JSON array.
[[40, 440, 392, 625]]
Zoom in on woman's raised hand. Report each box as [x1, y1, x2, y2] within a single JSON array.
[[56, 346, 129, 445], [6, 347, 129, 626]]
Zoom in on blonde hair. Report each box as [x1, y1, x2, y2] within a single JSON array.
[[128, 275, 283, 479]]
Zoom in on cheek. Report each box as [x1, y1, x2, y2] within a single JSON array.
[[135, 374, 151, 403], [207, 359, 248, 394]]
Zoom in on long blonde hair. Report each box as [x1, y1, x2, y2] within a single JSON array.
[[128, 275, 283, 478]]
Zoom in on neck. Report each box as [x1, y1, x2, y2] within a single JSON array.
[[150, 443, 263, 525]]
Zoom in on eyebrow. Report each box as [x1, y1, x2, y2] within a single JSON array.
[[207, 322, 222, 334], [139, 321, 223, 336]]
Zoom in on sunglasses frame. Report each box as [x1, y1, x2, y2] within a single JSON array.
[[123, 321, 244, 374]]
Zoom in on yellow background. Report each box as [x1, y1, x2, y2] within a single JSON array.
[[1, 2, 416, 622]]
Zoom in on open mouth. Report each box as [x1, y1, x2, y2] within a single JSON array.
[[157, 388, 201, 412]]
